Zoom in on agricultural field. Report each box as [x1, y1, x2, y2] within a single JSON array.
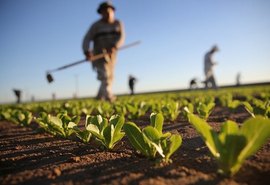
[[0, 85, 270, 185]]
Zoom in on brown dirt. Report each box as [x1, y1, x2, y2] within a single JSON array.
[[0, 106, 269, 185]]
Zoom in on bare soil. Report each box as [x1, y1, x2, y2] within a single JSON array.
[[0, 106, 269, 185]]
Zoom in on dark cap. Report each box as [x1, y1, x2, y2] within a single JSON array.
[[211, 45, 219, 52], [97, 2, 115, 14]]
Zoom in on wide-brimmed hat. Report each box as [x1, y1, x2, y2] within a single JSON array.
[[97, 2, 115, 14]]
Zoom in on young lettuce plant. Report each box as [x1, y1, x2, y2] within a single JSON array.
[[126, 101, 149, 119], [242, 99, 270, 118], [123, 113, 182, 162], [181, 102, 194, 120], [184, 107, 270, 176], [114, 103, 127, 117], [86, 114, 125, 150], [65, 116, 92, 143], [97, 102, 115, 118], [161, 101, 180, 121], [0, 108, 12, 121], [36, 111, 80, 138], [8, 109, 33, 126], [196, 101, 215, 120]]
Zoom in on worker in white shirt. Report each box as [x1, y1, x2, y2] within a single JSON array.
[[204, 45, 219, 89]]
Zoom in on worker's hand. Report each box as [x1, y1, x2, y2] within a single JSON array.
[[84, 51, 93, 61], [106, 47, 116, 59], [107, 47, 116, 54]]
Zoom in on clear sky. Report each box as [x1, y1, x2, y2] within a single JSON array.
[[0, 0, 269, 103]]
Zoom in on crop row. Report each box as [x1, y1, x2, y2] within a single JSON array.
[[0, 88, 270, 177], [1, 90, 270, 122]]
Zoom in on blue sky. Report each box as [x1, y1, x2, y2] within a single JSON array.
[[0, 0, 269, 103]]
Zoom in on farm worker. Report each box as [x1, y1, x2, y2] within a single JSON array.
[[13, 89, 21, 103], [236, 72, 241, 86], [189, 78, 198, 89], [82, 1, 125, 102], [128, 75, 137, 95], [204, 45, 219, 89]]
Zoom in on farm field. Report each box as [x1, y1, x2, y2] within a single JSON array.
[[0, 85, 270, 185]]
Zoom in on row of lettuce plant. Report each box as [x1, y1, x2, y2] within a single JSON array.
[[1, 93, 269, 125], [35, 111, 182, 162], [218, 93, 270, 118], [1, 106, 270, 177], [1, 94, 270, 176]]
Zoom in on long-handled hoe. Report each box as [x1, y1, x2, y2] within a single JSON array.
[[46, 41, 140, 83]]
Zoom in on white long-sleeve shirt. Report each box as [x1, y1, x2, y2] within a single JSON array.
[[204, 51, 216, 79]]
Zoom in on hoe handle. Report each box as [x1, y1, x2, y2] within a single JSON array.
[[48, 41, 141, 73], [55, 59, 87, 71]]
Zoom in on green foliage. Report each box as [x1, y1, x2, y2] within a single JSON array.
[[196, 102, 215, 120], [97, 102, 115, 118], [184, 107, 270, 176], [126, 101, 149, 119], [36, 111, 80, 138], [123, 113, 182, 162], [0, 108, 33, 126], [242, 99, 270, 118], [86, 114, 125, 149], [0, 108, 12, 121], [161, 101, 180, 121], [62, 115, 92, 143], [181, 102, 194, 119], [218, 93, 241, 112], [114, 103, 127, 116]]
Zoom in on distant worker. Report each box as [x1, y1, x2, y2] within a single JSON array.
[[13, 89, 21, 103], [189, 78, 198, 89], [128, 75, 137, 95], [236, 72, 241, 86], [204, 45, 219, 89], [82, 2, 125, 102]]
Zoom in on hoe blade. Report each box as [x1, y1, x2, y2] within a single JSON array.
[[46, 73, 54, 83]]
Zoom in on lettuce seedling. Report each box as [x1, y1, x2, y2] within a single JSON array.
[[242, 99, 270, 118], [114, 103, 127, 116], [184, 107, 270, 176], [161, 102, 180, 121], [196, 102, 215, 120], [124, 113, 182, 162], [242, 102, 256, 118], [0, 108, 12, 121], [86, 114, 125, 149], [97, 102, 115, 118], [126, 101, 149, 119], [8, 109, 33, 126], [182, 102, 194, 120], [67, 117, 92, 143], [36, 111, 80, 138]]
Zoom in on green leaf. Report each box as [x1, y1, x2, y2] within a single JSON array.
[[164, 134, 182, 161], [123, 122, 150, 156], [50, 116, 63, 128], [242, 102, 255, 118], [110, 115, 125, 136], [187, 112, 220, 157], [103, 125, 113, 148], [143, 126, 161, 143], [86, 123, 104, 140], [218, 135, 246, 176], [160, 132, 171, 140], [217, 121, 247, 176], [218, 121, 239, 144], [150, 113, 164, 133], [238, 116, 270, 161]]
